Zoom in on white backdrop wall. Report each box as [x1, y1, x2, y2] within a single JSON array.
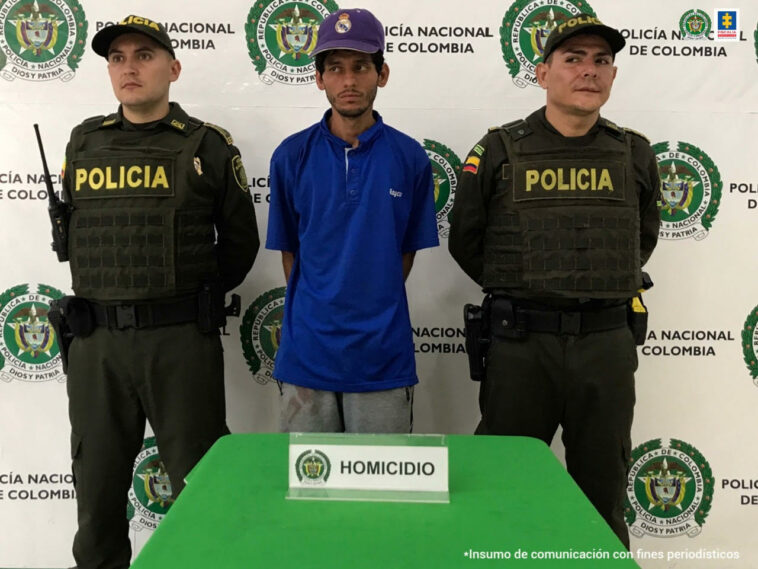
[[0, 0, 756, 567]]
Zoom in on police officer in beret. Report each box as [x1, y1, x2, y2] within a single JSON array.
[[58, 15, 259, 568], [449, 17, 660, 547]]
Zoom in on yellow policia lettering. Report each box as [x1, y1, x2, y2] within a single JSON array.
[[524, 168, 614, 192], [74, 166, 170, 191], [554, 16, 603, 36], [120, 16, 161, 31]]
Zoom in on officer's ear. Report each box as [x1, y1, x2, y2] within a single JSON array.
[[535, 61, 549, 90], [169, 58, 181, 83]]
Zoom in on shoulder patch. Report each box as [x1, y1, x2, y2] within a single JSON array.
[[623, 127, 650, 144], [600, 118, 625, 141], [204, 122, 234, 145], [232, 154, 249, 193], [76, 115, 106, 133]]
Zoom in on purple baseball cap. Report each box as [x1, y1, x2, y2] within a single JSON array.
[[311, 8, 385, 56]]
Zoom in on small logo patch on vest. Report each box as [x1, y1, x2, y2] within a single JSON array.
[[512, 160, 625, 201], [72, 157, 175, 199]]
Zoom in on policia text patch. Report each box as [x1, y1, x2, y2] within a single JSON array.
[[72, 157, 176, 199], [511, 160, 625, 201]]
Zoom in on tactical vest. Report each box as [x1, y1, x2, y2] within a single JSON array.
[[483, 119, 641, 299], [67, 117, 218, 301]]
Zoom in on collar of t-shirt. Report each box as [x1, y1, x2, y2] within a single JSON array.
[[319, 109, 384, 149]]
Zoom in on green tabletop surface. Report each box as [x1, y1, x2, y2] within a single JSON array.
[[131, 433, 639, 568]]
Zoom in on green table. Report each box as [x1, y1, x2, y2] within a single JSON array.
[[132, 434, 639, 568]]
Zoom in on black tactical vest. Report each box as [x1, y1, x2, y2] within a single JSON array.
[[483, 118, 641, 299], [67, 116, 218, 301]]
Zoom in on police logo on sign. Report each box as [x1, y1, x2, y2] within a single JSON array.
[[0, 283, 65, 383], [654, 141, 722, 241], [0, 0, 87, 82], [500, 0, 596, 88], [245, 0, 338, 85], [240, 287, 286, 385], [423, 139, 461, 239]]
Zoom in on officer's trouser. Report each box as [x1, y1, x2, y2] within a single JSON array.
[[476, 325, 636, 549], [67, 322, 228, 569]]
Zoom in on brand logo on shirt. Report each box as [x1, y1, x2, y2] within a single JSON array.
[[127, 436, 173, 533], [625, 438, 714, 538], [0, 282, 65, 383], [244, 0, 338, 86], [389, 188, 403, 198], [653, 140, 722, 241], [743, 305, 758, 384], [240, 287, 286, 385], [500, 0, 596, 88], [0, 0, 88, 82], [423, 139, 462, 239]]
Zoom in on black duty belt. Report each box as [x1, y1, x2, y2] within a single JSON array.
[[489, 297, 627, 336], [90, 298, 198, 330]]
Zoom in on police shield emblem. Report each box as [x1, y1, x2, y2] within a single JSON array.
[[661, 162, 695, 214], [17, 17, 58, 55], [13, 304, 55, 358], [275, 6, 318, 59], [15, 6, 60, 57], [143, 462, 173, 507], [527, 8, 558, 60], [643, 458, 688, 511]]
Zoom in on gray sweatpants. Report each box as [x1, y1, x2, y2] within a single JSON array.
[[279, 383, 414, 433]]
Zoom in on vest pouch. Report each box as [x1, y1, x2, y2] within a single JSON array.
[[68, 127, 216, 301]]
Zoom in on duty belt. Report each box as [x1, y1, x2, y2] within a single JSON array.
[[90, 298, 198, 330], [489, 297, 627, 336]]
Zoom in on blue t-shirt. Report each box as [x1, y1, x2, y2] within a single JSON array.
[[266, 111, 439, 392]]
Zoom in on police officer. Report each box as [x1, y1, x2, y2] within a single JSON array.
[[449, 17, 660, 547], [58, 15, 259, 569]]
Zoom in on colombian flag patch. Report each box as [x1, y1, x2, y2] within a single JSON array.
[[463, 155, 480, 175]]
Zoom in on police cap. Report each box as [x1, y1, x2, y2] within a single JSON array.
[[92, 15, 175, 59], [541, 15, 625, 62]]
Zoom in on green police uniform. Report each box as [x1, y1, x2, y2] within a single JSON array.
[[61, 103, 259, 569], [449, 107, 660, 547]]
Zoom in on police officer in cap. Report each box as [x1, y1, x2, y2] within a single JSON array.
[[59, 15, 259, 568], [449, 16, 660, 547]]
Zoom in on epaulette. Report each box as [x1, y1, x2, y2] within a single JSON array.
[[599, 118, 625, 141], [204, 122, 234, 146], [502, 119, 532, 141], [76, 114, 107, 134], [623, 127, 650, 144], [488, 125, 502, 133]]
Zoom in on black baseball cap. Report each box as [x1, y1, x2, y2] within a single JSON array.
[[541, 15, 625, 62], [92, 15, 175, 59]]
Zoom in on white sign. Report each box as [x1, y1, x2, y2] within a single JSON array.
[[289, 443, 449, 494]]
